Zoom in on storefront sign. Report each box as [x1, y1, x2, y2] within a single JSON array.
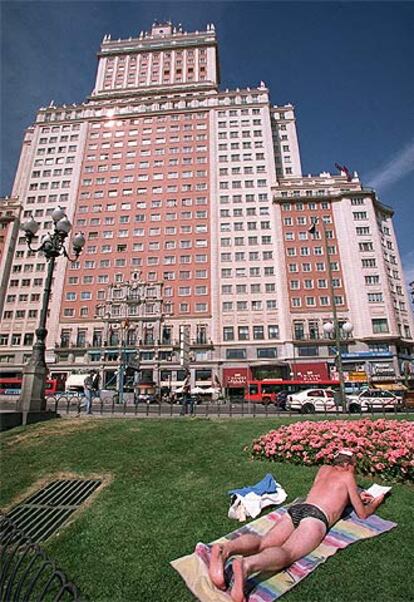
[[348, 371, 367, 382], [291, 362, 330, 382], [372, 362, 395, 377], [223, 367, 251, 387], [341, 351, 393, 359]]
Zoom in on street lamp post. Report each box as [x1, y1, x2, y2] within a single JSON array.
[[322, 319, 353, 407], [18, 208, 85, 423], [118, 319, 129, 405], [310, 218, 353, 407]]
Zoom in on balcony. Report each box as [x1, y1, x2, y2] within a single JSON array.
[[191, 338, 213, 348]]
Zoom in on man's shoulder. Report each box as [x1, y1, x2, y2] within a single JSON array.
[[319, 465, 349, 481]]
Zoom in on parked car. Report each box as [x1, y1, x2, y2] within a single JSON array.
[[65, 373, 88, 393], [134, 394, 159, 404], [346, 389, 402, 413], [286, 388, 340, 414]]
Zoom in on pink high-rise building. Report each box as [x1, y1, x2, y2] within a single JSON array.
[[1, 22, 413, 395]]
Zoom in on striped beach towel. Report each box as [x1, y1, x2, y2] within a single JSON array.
[[171, 507, 396, 602]]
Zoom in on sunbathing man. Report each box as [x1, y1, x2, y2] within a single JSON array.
[[209, 450, 385, 602]]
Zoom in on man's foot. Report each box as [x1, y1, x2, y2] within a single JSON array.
[[209, 544, 226, 590], [230, 557, 246, 602]]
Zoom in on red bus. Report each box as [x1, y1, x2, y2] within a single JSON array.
[[246, 379, 340, 405], [0, 377, 64, 396]]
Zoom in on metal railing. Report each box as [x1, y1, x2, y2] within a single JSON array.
[[0, 514, 81, 601], [34, 393, 412, 419]]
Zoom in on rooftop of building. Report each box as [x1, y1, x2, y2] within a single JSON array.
[[99, 21, 217, 54]]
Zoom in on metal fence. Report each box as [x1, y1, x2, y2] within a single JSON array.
[[35, 393, 413, 419], [0, 514, 81, 601]]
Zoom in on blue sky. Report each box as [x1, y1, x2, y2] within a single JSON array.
[[1, 1, 413, 285]]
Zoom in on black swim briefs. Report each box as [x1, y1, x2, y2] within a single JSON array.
[[287, 503, 330, 532]]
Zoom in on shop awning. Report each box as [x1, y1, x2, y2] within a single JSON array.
[[373, 383, 407, 391]]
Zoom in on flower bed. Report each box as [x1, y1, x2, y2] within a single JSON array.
[[251, 418, 414, 482]]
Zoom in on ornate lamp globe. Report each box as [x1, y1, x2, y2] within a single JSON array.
[[323, 321, 335, 335], [342, 321, 354, 335], [56, 217, 72, 234], [51, 206, 66, 223], [73, 232, 86, 251], [21, 216, 40, 236]]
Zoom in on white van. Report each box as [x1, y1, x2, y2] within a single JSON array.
[[65, 373, 88, 393]]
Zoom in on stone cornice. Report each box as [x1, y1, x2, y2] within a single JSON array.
[[98, 32, 217, 58]]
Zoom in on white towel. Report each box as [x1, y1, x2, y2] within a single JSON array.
[[228, 487, 287, 522]]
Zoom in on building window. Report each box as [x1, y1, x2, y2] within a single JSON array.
[[257, 348, 278, 359], [223, 327, 234, 341], [372, 319, 389, 334], [226, 348, 247, 360], [296, 345, 319, 357], [238, 326, 249, 341], [268, 326, 280, 342], [253, 326, 264, 340]]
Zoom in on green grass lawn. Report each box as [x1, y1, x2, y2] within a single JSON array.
[[1, 416, 413, 602]]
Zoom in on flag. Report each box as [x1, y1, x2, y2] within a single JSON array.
[[335, 163, 352, 182]]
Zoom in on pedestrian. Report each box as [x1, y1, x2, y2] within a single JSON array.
[[82, 372, 94, 415], [179, 394, 187, 415], [91, 370, 100, 400]]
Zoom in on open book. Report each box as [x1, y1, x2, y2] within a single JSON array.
[[365, 484, 392, 498]]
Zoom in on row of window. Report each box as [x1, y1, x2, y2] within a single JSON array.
[[40, 125, 81, 133], [218, 142, 265, 156], [3, 310, 37, 320], [290, 296, 344, 307], [288, 262, 339, 272], [8, 279, 44, 288], [26, 194, 69, 205], [31, 169, 74, 179], [283, 216, 332, 226], [221, 221, 270, 231], [219, 166, 267, 175], [220, 236, 273, 247], [217, 108, 262, 117], [86, 136, 208, 152], [65, 285, 209, 302], [217, 147, 266, 160], [62, 302, 208, 318], [289, 278, 341, 289], [286, 246, 336, 257], [84, 239, 209, 251], [218, 119, 262, 128], [219, 193, 269, 204], [282, 201, 331, 211], [223, 300, 277, 311], [91, 114, 208, 127], [77, 197, 208, 210], [28, 180, 72, 190], [220, 210, 269, 220], [221, 260, 274, 273], [224, 348, 279, 360], [6, 293, 41, 304], [223, 325, 279, 341], [0, 333, 34, 346], [66, 272, 208, 287]]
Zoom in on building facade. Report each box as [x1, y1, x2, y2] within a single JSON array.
[[1, 21, 413, 393]]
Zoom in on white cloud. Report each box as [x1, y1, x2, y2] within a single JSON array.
[[366, 138, 414, 191]]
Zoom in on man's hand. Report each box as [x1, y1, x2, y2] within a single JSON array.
[[364, 493, 385, 516], [360, 492, 374, 505]]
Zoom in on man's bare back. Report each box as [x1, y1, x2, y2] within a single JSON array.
[[305, 465, 353, 526]]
